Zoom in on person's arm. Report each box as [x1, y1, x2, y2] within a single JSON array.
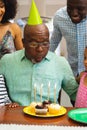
[[50, 14, 62, 52], [75, 71, 84, 84], [61, 58, 78, 106], [12, 23, 24, 50], [0, 61, 20, 108], [75, 74, 80, 84]]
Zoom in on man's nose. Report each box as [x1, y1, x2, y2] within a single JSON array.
[[36, 45, 43, 51], [72, 9, 79, 16]]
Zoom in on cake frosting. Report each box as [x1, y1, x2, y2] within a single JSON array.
[[29, 102, 37, 113], [35, 104, 48, 115], [48, 103, 61, 114]]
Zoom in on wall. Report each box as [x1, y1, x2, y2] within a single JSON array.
[[36, 0, 66, 17], [16, 0, 31, 20], [16, 0, 66, 19]]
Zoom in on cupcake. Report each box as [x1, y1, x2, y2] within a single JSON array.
[[42, 100, 52, 108], [35, 104, 48, 115], [48, 103, 61, 114], [29, 102, 37, 113]]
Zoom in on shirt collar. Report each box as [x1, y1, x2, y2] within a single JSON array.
[[45, 51, 52, 61], [81, 16, 87, 22], [20, 49, 26, 61], [20, 49, 51, 62]]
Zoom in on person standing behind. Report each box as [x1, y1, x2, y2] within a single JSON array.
[[50, 0, 87, 77], [75, 47, 87, 107], [0, 0, 23, 58], [0, 0, 78, 106]]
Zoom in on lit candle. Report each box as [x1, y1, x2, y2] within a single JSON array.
[[54, 83, 56, 103], [34, 84, 36, 102], [48, 82, 50, 100], [40, 84, 43, 102]]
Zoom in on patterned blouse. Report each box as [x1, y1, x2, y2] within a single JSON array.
[[0, 31, 16, 58]]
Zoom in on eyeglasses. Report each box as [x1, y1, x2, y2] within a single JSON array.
[[28, 42, 49, 48]]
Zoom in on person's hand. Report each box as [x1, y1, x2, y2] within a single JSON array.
[[6, 102, 20, 108]]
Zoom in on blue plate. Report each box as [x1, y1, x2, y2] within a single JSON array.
[[68, 108, 87, 124]]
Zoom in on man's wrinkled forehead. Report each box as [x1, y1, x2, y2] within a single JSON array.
[[24, 24, 49, 41], [24, 24, 41, 35]]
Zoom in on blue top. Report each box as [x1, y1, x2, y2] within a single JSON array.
[[0, 49, 78, 106], [50, 6, 87, 76]]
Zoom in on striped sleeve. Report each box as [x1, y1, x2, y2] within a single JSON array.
[[0, 75, 11, 105]]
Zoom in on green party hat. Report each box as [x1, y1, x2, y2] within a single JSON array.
[[27, 0, 42, 25]]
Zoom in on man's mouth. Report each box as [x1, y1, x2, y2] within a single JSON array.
[[71, 16, 82, 23], [71, 18, 81, 23], [35, 55, 44, 62]]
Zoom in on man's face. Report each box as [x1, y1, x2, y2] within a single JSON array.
[[23, 24, 49, 63], [67, 0, 87, 24]]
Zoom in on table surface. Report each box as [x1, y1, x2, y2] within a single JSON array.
[[0, 106, 87, 126]]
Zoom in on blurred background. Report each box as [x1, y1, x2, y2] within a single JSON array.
[[16, 0, 66, 20]]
